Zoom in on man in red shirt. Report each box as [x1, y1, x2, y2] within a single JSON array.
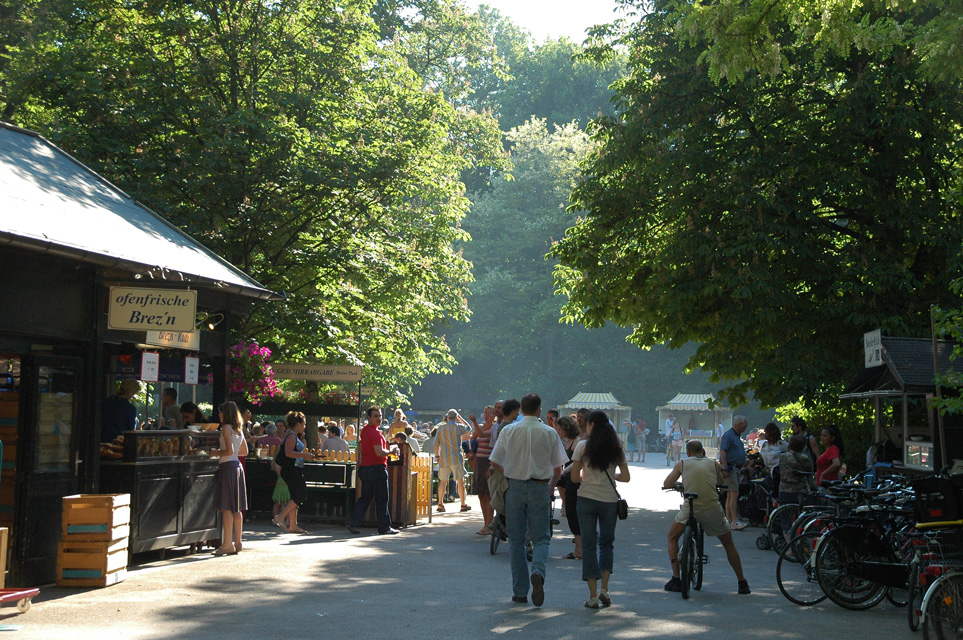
[[347, 406, 400, 535]]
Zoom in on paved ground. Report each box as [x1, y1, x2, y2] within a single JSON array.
[[1, 454, 906, 639]]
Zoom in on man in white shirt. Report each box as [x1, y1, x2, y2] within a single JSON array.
[[490, 393, 567, 607]]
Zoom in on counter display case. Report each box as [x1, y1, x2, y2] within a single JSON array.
[[100, 430, 223, 554]]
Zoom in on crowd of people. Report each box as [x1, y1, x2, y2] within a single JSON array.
[[109, 381, 851, 610]]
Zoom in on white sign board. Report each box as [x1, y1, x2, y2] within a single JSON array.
[[146, 330, 201, 351], [184, 356, 200, 385], [864, 329, 883, 368], [108, 287, 197, 332], [141, 351, 160, 382], [270, 363, 363, 382]]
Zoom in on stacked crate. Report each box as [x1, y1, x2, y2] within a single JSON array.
[[57, 494, 131, 588], [0, 391, 18, 530]]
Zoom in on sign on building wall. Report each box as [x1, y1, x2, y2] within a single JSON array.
[[108, 287, 197, 332], [864, 329, 883, 368], [146, 330, 201, 351], [270, 363, 363, 382], [184, 356, 200, 385], [141, 351, 160, 382]]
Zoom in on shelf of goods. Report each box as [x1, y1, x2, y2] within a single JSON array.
[[99, 430, 222, 554]]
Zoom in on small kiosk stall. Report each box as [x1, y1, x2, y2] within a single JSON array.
[[99, 429, 223, 553], [241, 392, 363, 523], [558, 392, 633, 448], [841, 333, 960, 475], [0, 122, 280, 585], [240, 364, 431, 526], [656, 394, 732, 454]]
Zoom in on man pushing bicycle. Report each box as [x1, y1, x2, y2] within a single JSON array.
[[662, 440, 751, 595]]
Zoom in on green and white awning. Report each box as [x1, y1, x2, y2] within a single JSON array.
[[559, 392, 629, 410], [657, 393, 726, 411]]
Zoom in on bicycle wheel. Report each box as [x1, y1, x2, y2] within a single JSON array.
[[908, 558, 922, 631], [490, 527, 499, 555], [777, 532, 828, 606], [768, 503, 800, 552], [923, 573, 963, 640], [680, 526, 694, 599], [815, 530, 887, 610], [695, 526, 704, 591]]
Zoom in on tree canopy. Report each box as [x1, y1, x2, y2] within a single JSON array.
[[0, 0, 506, 401], [552, 0, 963, 408]]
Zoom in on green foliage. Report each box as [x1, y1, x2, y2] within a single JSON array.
[[552, 0, 963, 408], [774, 396, 877, 472], [775, 391, 874, 474], [0, 0, 506, 403], [465, 9, 625, 132], [446, 117, 772, 425], [655, 0, 962, 85], [935, 279, 963, 414]]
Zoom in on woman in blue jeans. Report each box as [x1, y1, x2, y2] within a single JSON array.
[[571, 410, 631, 608]]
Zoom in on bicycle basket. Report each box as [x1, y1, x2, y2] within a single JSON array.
[[912, 477, 963, 525]]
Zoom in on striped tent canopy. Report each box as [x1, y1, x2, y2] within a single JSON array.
[[657, 393, 727, 411], [559, 392, 629, 410]]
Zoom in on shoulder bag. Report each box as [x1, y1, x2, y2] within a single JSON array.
[[604, 467, 629, 520]]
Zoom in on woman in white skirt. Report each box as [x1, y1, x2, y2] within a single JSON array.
[[211, 401, 249, 556]]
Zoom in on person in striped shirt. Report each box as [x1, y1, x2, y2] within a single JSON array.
[[435, 408, 472, 513]]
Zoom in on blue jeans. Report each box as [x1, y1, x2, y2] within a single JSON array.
[[506, 479, 552, 598], [348, 465, 392, 532], [577, 496, 618, 581]]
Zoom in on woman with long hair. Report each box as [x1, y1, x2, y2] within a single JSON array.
[[571, 410, 631, 608], [211, 401, 249, 556], [273, 411, 315, 534]]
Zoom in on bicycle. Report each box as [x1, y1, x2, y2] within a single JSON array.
[[776, 529, 829, 606], [667, 485, 707, 599], [920, 570, 963, 639]]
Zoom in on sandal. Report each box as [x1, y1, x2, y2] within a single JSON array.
[[562, 552, 578, 560], [234, 542, 243, 553], [288, 527, 309, 534], [272, 517, 285, 530], [212, 546, 236, 557], [436, 505, 446, 513], [460, 504, 472, 512]]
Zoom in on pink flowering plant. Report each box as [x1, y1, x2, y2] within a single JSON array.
[[228, 341, 280, 405]]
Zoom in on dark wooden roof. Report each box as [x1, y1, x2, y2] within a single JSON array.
[[843, 337, 958, 397]]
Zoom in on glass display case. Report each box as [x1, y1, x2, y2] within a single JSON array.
[[119, 429, 220, 462], [905, 441, 935, 471]]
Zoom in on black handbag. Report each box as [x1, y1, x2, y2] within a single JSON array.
[[604, 468, 628, 520]]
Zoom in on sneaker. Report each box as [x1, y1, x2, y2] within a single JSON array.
[[531, 572, 545, 607], [584, 597, 600, 609], [598, 590, 611, 607], [347, 525, 361, 534], [379, 528, 400, 535], [664, 576, 682, 592], [511, 595, 528, 604], [738, 580, 751, 594], [731, 520, 748, 531]]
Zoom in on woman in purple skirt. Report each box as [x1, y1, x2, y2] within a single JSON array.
[[211, 401, 249, 556]]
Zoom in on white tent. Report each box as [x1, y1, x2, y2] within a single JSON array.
[[558, 392, 632, 432], [656, 393, 731, 436]]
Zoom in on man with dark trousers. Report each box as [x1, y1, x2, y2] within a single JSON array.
[[347, 406, 400, 535]]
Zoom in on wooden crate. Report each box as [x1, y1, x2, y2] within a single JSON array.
[[62, 494, 131, 541], [56, 538, 128, 588]]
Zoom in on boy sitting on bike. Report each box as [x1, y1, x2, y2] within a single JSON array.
[[663, 439, 751, 595]]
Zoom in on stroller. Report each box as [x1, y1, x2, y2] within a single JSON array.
[[737, 451, 774, 527]]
